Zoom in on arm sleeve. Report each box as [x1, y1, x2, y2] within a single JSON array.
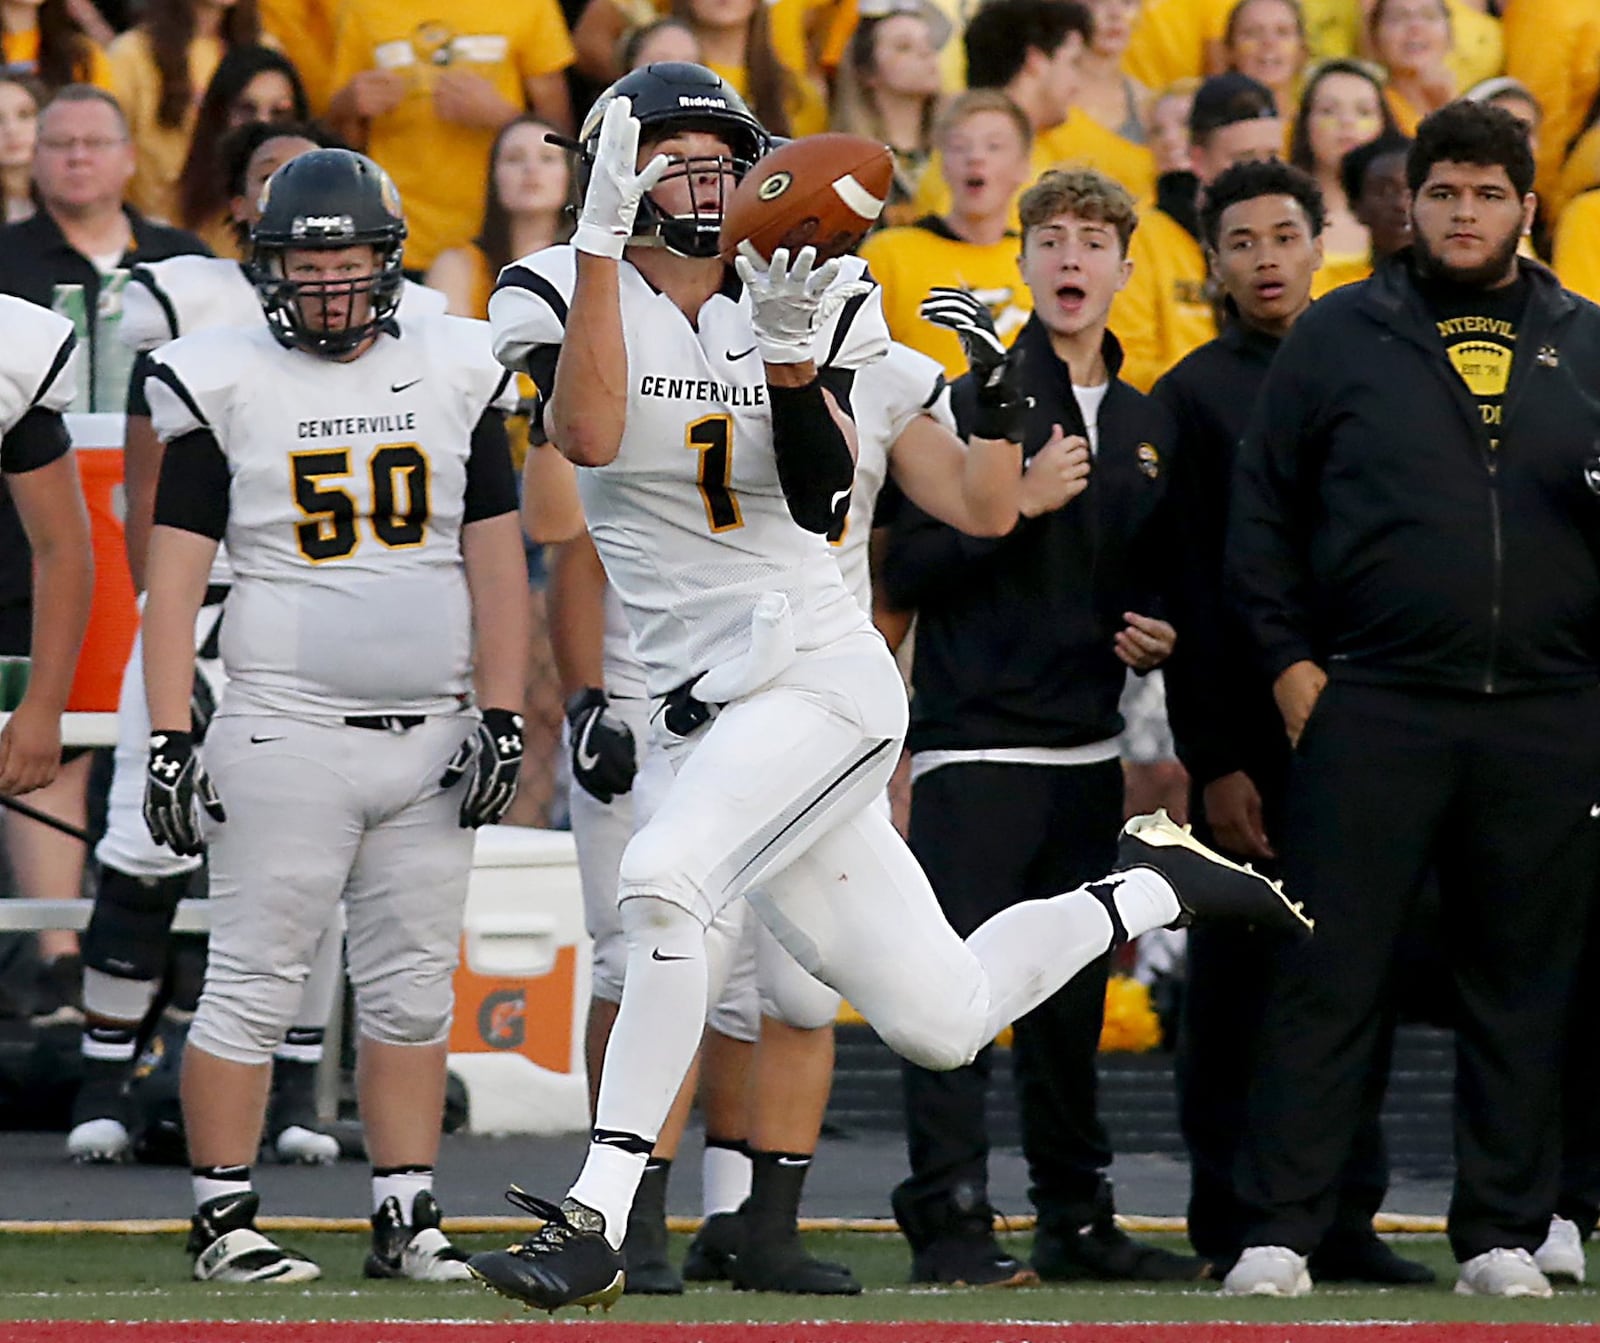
[[153, 428, 230, 540], [769, 378, 855, 535], [0, 408, 71, 475], [1225, 332, 1329, 682], [464, 409, 519, 524]]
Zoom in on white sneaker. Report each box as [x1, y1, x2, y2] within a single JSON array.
[[1220, 1245, 1313, 1296], [66, 1117, 130, 1163], [274, 1124, 340, 1165], [1455, 1247, 1553, 1298], [1535, 1216, 1586, 1284]]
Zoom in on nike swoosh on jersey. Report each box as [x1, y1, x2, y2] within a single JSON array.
[[651, 948, 691, 962], [726, 347, 758, 361], [830, 488, 851, 513], [390, 377, 422, 393], [250, 734, 285, 744], [575, 714, 602, 773]]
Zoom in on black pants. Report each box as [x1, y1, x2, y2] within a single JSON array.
[[896, 758, 1123, 1230], [1179, 745, 1394, 1264], [1558, 907, 1600, 1238], [1237, 681, 1600, 1262]]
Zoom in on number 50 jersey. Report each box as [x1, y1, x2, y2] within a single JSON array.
[[489, 246, 890, 698], [145, 315, 518, 718]]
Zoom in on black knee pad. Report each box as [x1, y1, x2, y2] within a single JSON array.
[[82, 869, 190, 981]]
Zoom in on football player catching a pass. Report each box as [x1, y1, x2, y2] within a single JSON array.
[[477, 62, 1313, 1313], [139, 149, 535, 1284]]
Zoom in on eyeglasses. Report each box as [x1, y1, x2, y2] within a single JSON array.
[[36, 136, 127, 154]]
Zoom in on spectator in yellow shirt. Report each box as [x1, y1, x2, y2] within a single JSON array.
[[2, 0, 113, 92], [326, 0, 575, 274], [1288, 59, 1400, 297], [1553, 189, 1600, 306], [255, 0, 335, 115], [672, 0, 828, 136], [1109, 71, 1282, 389], [914, 0, 1155, 215], [1220, 0, 1307, 128], [173, 45, 307, 258], [1075, 0, 1150, 148], [861, 89, 1035, 379], [831, 5, 944, 224], [106, 0, 265, 225], [1503, 0, 1599, 212], [1370, 0, 1455, 136], [1147, 77, 1199, 174]]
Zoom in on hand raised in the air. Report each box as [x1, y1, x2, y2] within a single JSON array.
[[920, 287, 1025, 443], [734, 245, 870, 365], [1019, 425, 1091, 517], [573, 96, 669, 261]]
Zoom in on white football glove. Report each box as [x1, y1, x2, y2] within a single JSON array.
[[733, 245, 872, 365], [573, 96, 669, 261]]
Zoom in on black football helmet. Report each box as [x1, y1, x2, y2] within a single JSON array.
[[248, 148, 407, 357], [579, 62, 770, 258]]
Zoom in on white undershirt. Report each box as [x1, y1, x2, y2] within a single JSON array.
[[1074, 380, 1109, 455]]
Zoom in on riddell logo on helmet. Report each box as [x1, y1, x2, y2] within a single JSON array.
[[677, 95, 727, 107], [292, 214, 354, 237]]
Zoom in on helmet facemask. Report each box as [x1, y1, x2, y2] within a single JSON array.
[[251, 241, 405, 357], [635, 142, 754, 258]]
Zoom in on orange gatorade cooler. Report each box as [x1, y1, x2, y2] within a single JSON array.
[[66, 415, 137, 713], [449, 826, 592, 1134]]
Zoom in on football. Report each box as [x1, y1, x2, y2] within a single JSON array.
[[719, 133, 895, 265]]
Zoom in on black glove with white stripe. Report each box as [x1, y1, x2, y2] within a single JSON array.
[[144, 730, 225, 856], [441, 708, 525, 828], [566, 687, 637, 804], [919, 287, 1025, 443]]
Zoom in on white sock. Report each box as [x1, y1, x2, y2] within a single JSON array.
[[569, 895, 709, 1247], [965, 867, 1180, 1036], [193, 1165, 252, 1210], [702, 1140, 753, 1217], [372, 1167, 433, 1221]]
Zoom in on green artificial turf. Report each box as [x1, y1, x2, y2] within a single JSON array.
[[0, 1231, 1596, 1324]]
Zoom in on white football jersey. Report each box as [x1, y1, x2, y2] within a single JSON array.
[[121, 255, 447, 353], [0, 296, 78, 438], [146, 315, 518, 718], [489, 246, 890, 696], [832, 342, 953, 614], [603, 584, 648, 700]]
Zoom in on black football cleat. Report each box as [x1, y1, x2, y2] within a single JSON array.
[[682, 1209, 742, 1282], [730, 1232, 862, 1295], [467, 1189, 624, 1313], [1118, 810, 1313, 938]]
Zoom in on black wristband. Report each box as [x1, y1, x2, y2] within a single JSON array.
[[564, 686, 607, 724]]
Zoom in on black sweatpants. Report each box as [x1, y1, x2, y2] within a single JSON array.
[[1237, 681, 1600, 1263], [1179, 745, 1394, 1264], [896, 757, 1124, 1231]]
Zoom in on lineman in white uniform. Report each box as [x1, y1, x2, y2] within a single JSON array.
[[0, 297, 93, 797], [67, 122, 456, 1165], [139, 149, 528, 1284], [469, 62, 1309, 1313]]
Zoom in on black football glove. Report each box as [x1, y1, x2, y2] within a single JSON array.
[[918, 287, 1026, 443], [441, 708, 525, 828], [566, 687, 637, 804], [144, 730, 224, 856]]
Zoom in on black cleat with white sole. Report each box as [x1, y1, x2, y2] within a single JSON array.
[[467, 1189, 624, 1312], [1118, 810, 1313, 938], [365, 1190, 474, 1281], [188, 1190, 321, 1283]]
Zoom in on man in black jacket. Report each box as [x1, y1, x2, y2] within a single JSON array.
[[1156, 158, 1430, 1286], [883, 167, 1205, 1288], [1222, 101, 1600, 1300]]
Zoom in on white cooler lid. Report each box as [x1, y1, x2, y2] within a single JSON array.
[[471, 825, 578, 869]]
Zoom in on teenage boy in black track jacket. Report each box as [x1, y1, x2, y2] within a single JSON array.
[[1222, 101, 1600, 1301], [1154, 158, 1431, 1288], [881, 168, 1205, 1289]]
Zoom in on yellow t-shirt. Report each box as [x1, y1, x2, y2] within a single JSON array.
[[912, 112, 1154, 225], [329, 0, 576, 271], [858, 221, 1031, 380], [819, 0, 971, 90], [107, 29, 225, 225], [1309, 248, 1371, 299], [1504, 0, 1600, 208], [1553, 190, 1600, 306], [1107, 205, 1213, 392], [1, 28, 114, 90], [1121, 0, 1232, 92], [257, 0, 338, 115]]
